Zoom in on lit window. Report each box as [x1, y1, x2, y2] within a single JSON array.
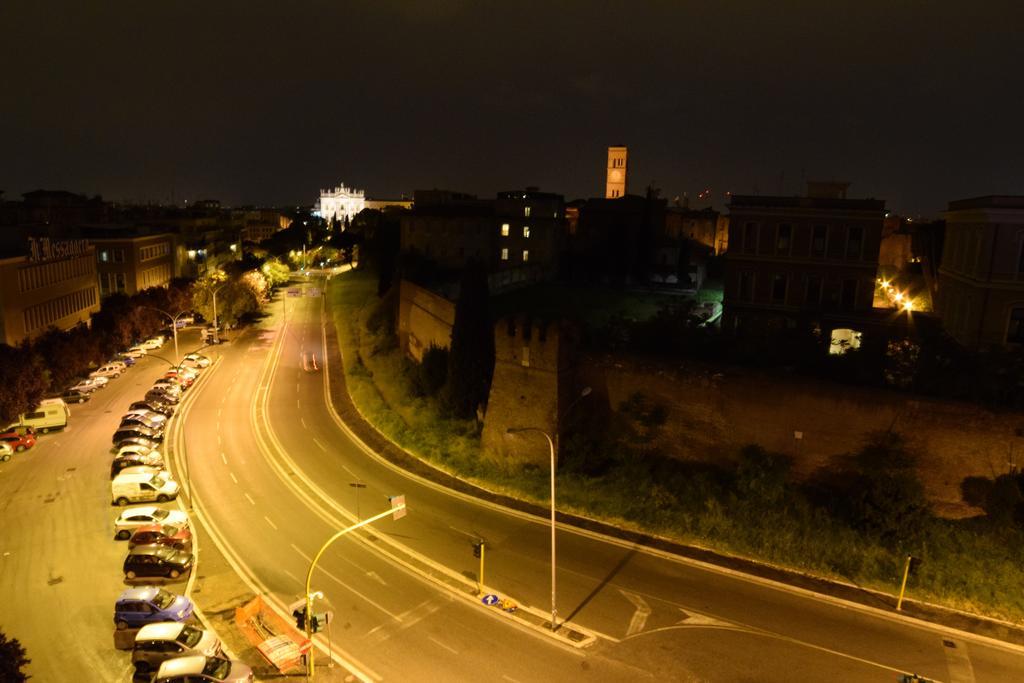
[[524, 206, 532, 217], [99, 250, 109, 262], [522, 250, 529, 262], [501, 248, 509, 261], [523, 226, 530, 238], [501, 223, 509, 236], [521, 347, 530, 367]]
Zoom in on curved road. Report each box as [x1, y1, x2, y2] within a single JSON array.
[[175, 273, 1024, 682]]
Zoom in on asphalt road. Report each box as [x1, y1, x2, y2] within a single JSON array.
[[0, 330, 215, 682], [177, 273, 1024, 683]]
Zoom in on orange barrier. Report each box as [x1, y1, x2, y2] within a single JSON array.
[[234, 595, 311, 673]]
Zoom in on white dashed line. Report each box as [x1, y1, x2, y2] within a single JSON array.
[[297, 399, 300, 409], [428, 636, 459, 655], [264, 516, 278, 530], [229, 472, 238, 484], [312, 438, 326, 452], [244, 493, 256, 506], [300, 418, 307, 429], [220, 453, 227, 465]]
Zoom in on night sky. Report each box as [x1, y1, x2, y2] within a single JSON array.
[[3, 1, 1022, 216]]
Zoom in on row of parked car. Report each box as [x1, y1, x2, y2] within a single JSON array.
[[100, 344, 253, 682]]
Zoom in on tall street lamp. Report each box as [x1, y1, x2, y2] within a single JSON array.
[[141, 306, 190, 363], [210, 283, 227, 344], [505, 386, 590, 632]]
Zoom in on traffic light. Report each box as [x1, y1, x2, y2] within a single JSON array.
[[473, 541, 484, 558]]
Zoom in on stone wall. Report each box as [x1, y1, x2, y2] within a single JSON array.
[[582, 354, 1024, 515], [397, 279, 455, 362]]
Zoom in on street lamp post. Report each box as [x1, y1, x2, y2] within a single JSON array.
[[211, 284, 227, 344], [505, 387, 590, 632], [141, 306, 190, 363]]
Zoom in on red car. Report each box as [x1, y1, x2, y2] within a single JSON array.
[[128, 523, 193, 551], [0, 430, 36, 452], [162, 372, 193, 389]]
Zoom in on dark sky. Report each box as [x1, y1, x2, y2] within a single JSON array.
[[3, 1, 1023, 216]]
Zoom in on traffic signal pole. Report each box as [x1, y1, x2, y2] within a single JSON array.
[[303, 502, 406, 678]]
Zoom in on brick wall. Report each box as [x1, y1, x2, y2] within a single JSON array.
[[397, 279, 455, 362]]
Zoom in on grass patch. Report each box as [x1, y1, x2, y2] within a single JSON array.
[[328, 269, 1024, 623]]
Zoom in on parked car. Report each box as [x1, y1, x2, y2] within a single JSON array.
[[61, 388, 91, 404], [10, 398, 70, 434], [115, 443, 162, 460], [129, 400, 174, 417], [128, 523, 192, 551], [111, 454, 165, 479], [123, 408, 168, 425], [114, 436, 161, 453], [141, 337, 164, 350], [113, 586, 193, 630], [0, 431, 37, 453], [151, 654, 253, 683], [123, 544, 193, 580], [115, 354, 137, 366], [162, 372, 193, 389], [153, 378, 186, 393], [120, 415, 166, 435], [111, 469, 179, 506], [167, 366, 199, 381], [113, 426, 163, 445], [124, 346, 147, 358], [0, 425, 35, 439], [114, 506, 188, 539], [90, 364, 123, 380], [182, 352, 211, 368], [106, 360, 129, 371], [70, 377, 106, 393], [145, 389, 180, 405], [131, 622, 220, 674], [0, 443, 12, 462]]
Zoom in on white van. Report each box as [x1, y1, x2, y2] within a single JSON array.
[[112, 470, 180, 506], [15, 398, 70, 434], [90, 363, 123, 379]]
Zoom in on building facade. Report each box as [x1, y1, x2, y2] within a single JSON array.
[[87, 231, 178, 297], [318, 183, 366, 226], [937, 196, 1024, 349], [723, 183, 886, 350], [0, 238, 100, 345], [605, 146, 628, 199], [493, 189, 563, 290]]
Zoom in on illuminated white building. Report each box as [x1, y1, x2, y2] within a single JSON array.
[[317, 182, 365, 227]]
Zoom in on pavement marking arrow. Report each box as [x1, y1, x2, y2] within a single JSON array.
[[676, 607, 732, 628], [619, 589, 651, 636]]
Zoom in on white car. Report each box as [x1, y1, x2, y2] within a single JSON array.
[[0, 443, 13, 462], [151, 381, 182, 397], [106, 360, 128, 371], [90, 364, 123, 379], [114, 506, 188, 540], [116, 444, 162, 460], [141, 338, 163, 351], [70, 377, 106, 393], [126, 346, 148, 357], [182, 353, 211, 368]]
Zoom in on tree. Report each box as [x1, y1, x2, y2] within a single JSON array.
[[261, 258, 291, 288], [0, 630, 29, 683], [443, 266, 495, 419], [0, 344, 48, 424], [847, 431, 930, 547]]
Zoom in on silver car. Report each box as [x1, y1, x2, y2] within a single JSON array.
[[132, 622, 222, 673], [152, 654, 254, 682]]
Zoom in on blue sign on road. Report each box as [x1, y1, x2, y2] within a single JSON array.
[[482, 594, 499, 606]]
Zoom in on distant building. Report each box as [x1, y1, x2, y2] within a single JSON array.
[[566, 193, 665, 285], [366, 198, 413, 211], [399, 188, 562, 292], [0, 238, 100, 345], [723, 182, 887, 353], [605, 146, 628, 199], [317, 183, 365, 226], [936, 195, 1024, 349], [83, 228, 178, 297]]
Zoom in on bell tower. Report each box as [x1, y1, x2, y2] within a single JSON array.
[[605, 145, 628, 198]]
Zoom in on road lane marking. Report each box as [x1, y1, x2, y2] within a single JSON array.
[[264, 516, 278, 530], [244, 493, 256, 506], [289, 545, 402, 620], [217, 407, 222, 417], [283, 568, 298, 581], [428, 636, 458, 655], [300, 418, 307, 429], [312, 438, 327, 452], [502, 676, 522, 683], [619, 590, 651, 636], [943, 639, 976, 683], [365, 571, 388, 587], [220, 453, 227, 465], [229, 472, 238, 484], [297, 399, 300, 409]]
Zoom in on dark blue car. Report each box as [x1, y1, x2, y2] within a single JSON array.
[[114, 586, 193, 630]]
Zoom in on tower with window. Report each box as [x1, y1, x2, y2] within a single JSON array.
[[605, 146, 628, 199]]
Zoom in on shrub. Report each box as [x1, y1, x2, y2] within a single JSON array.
[[961, 476, 993, 508], [415, 344, 449, 397]]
